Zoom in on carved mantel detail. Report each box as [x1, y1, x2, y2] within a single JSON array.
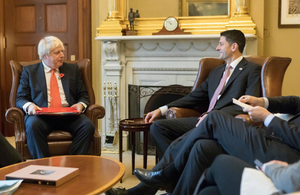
[[103, 41, 119, 62]]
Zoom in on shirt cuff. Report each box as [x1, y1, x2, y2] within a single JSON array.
[[263, 97, 269, 108], [262, 164, 267, 172], [79, 102, 87, 113], [159, 106, 168, 116], [264, 114, 275, 127], [23, 102, 33, 114]]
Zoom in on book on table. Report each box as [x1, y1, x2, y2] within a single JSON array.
[[5, 165, 79, 187], [36, 107, 80, 115]]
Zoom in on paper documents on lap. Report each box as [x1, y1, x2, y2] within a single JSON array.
[[36, 107, 80, 116], [5, 165, 79, 187], [232, 98, 253, 109]]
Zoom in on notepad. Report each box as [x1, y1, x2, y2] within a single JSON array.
[[36, 107, 80, 115]]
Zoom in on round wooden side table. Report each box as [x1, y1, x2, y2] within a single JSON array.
[[119, 118, 152, 179]]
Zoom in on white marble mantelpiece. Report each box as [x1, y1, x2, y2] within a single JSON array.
[[96, 34, 257, 149]]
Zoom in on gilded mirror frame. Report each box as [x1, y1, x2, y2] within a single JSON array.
[[97, 0, 255, 36]]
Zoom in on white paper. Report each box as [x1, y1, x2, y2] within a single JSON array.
[[0, 180, 23, 195], [240, 168, 278, 195], [232, 98, 253, 109]]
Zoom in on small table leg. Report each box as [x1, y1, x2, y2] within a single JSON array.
[[131, 132, 135, 175], [143, 130, 148, 169], [119, 128, 123, 183]]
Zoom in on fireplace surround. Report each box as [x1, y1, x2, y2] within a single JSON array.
[[96, 34, 258, 150]]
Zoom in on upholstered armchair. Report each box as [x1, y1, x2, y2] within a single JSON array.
[[6, 59, 105, 160], [166, 56, 292, 125]]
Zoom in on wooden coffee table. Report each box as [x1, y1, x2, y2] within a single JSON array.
[[0, 155, 125, 195]]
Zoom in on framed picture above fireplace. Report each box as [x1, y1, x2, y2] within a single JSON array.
[[180, 0, 229, 17]]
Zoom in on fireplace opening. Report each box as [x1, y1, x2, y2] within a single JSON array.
[[128, 84, 192, 155]]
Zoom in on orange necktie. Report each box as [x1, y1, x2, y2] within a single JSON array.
[[50, 69, 62, 108]]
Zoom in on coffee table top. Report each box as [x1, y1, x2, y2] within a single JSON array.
[[0, 155, 125, 195], [119, 118, 153, 130]]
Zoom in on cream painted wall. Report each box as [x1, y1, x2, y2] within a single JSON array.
[[249, 0, 264, 56], [92, 0, 109, 129], [264, 0, 300, 96], [92, 0, 108, 104]]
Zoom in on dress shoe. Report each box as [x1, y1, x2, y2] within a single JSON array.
[[133, 168, 175, 192], [105, 187, 128, 195]]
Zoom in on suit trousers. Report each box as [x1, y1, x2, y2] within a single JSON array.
[[133, 110, 300, 195], [170, 110, 300, 173], [0, 132, 22, 167], [198, 155, 253, 195], [25, 114, 95, 159], [172, 140, 226, 195], [150, 110, 300, 194], [150, 117, 198, 159]]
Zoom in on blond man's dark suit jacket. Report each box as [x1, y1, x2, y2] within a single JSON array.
[[15, 62, 93, 159], [16, 62, 89, 111]]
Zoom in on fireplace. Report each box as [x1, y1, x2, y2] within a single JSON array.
[[96, 34, 258, 150], [128, 84, 192, 154]]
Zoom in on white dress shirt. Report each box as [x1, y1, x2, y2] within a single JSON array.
[[23, 61, 86, 113]]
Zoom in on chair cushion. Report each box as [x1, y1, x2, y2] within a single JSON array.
[[47, 130, 73, 142]]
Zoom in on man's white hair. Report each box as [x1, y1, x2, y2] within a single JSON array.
[[38, 36, 64, 59]]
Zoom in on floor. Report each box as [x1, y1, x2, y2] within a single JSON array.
[[5, 136, 166, 195]]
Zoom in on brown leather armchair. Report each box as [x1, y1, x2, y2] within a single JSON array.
[[5, 59, 105, 160], [166, 56, 292, 124]]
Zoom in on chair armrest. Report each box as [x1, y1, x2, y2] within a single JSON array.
[[5, 107, 26, 142], [235, 114, 264, 127], [5, 107, 27, 156], [85, 104, 105, 135], [85, 104, 105, 156], [166, 107, 201, 119]]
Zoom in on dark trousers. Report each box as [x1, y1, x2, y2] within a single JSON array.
[[198, 154, 253, 195], [25, 114, 94, 159], [0, 132, 22, 167], [134, 110, 300, 194], [170, 110, 300, 172], [169, 110, 300, 194], [150, 117, 198, 159]]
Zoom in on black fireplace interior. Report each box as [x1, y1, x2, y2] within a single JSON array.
[[128, 84, 192, 155]]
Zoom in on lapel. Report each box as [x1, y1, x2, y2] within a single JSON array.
[[59, 63, 70, 103], [36, 62, 48, 102], [222, 57, 247, 92]]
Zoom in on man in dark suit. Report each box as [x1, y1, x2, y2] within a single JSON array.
[[133, 95, 300, 194], [106, 30, 262, 195], [16, 36, 94, 159], [144, 29, 262, 159]]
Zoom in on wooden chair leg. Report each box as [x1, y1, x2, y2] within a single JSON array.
[[131, 132, 135, 175], [143, 130, 148, 169], [119, 128, 123, 183]]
